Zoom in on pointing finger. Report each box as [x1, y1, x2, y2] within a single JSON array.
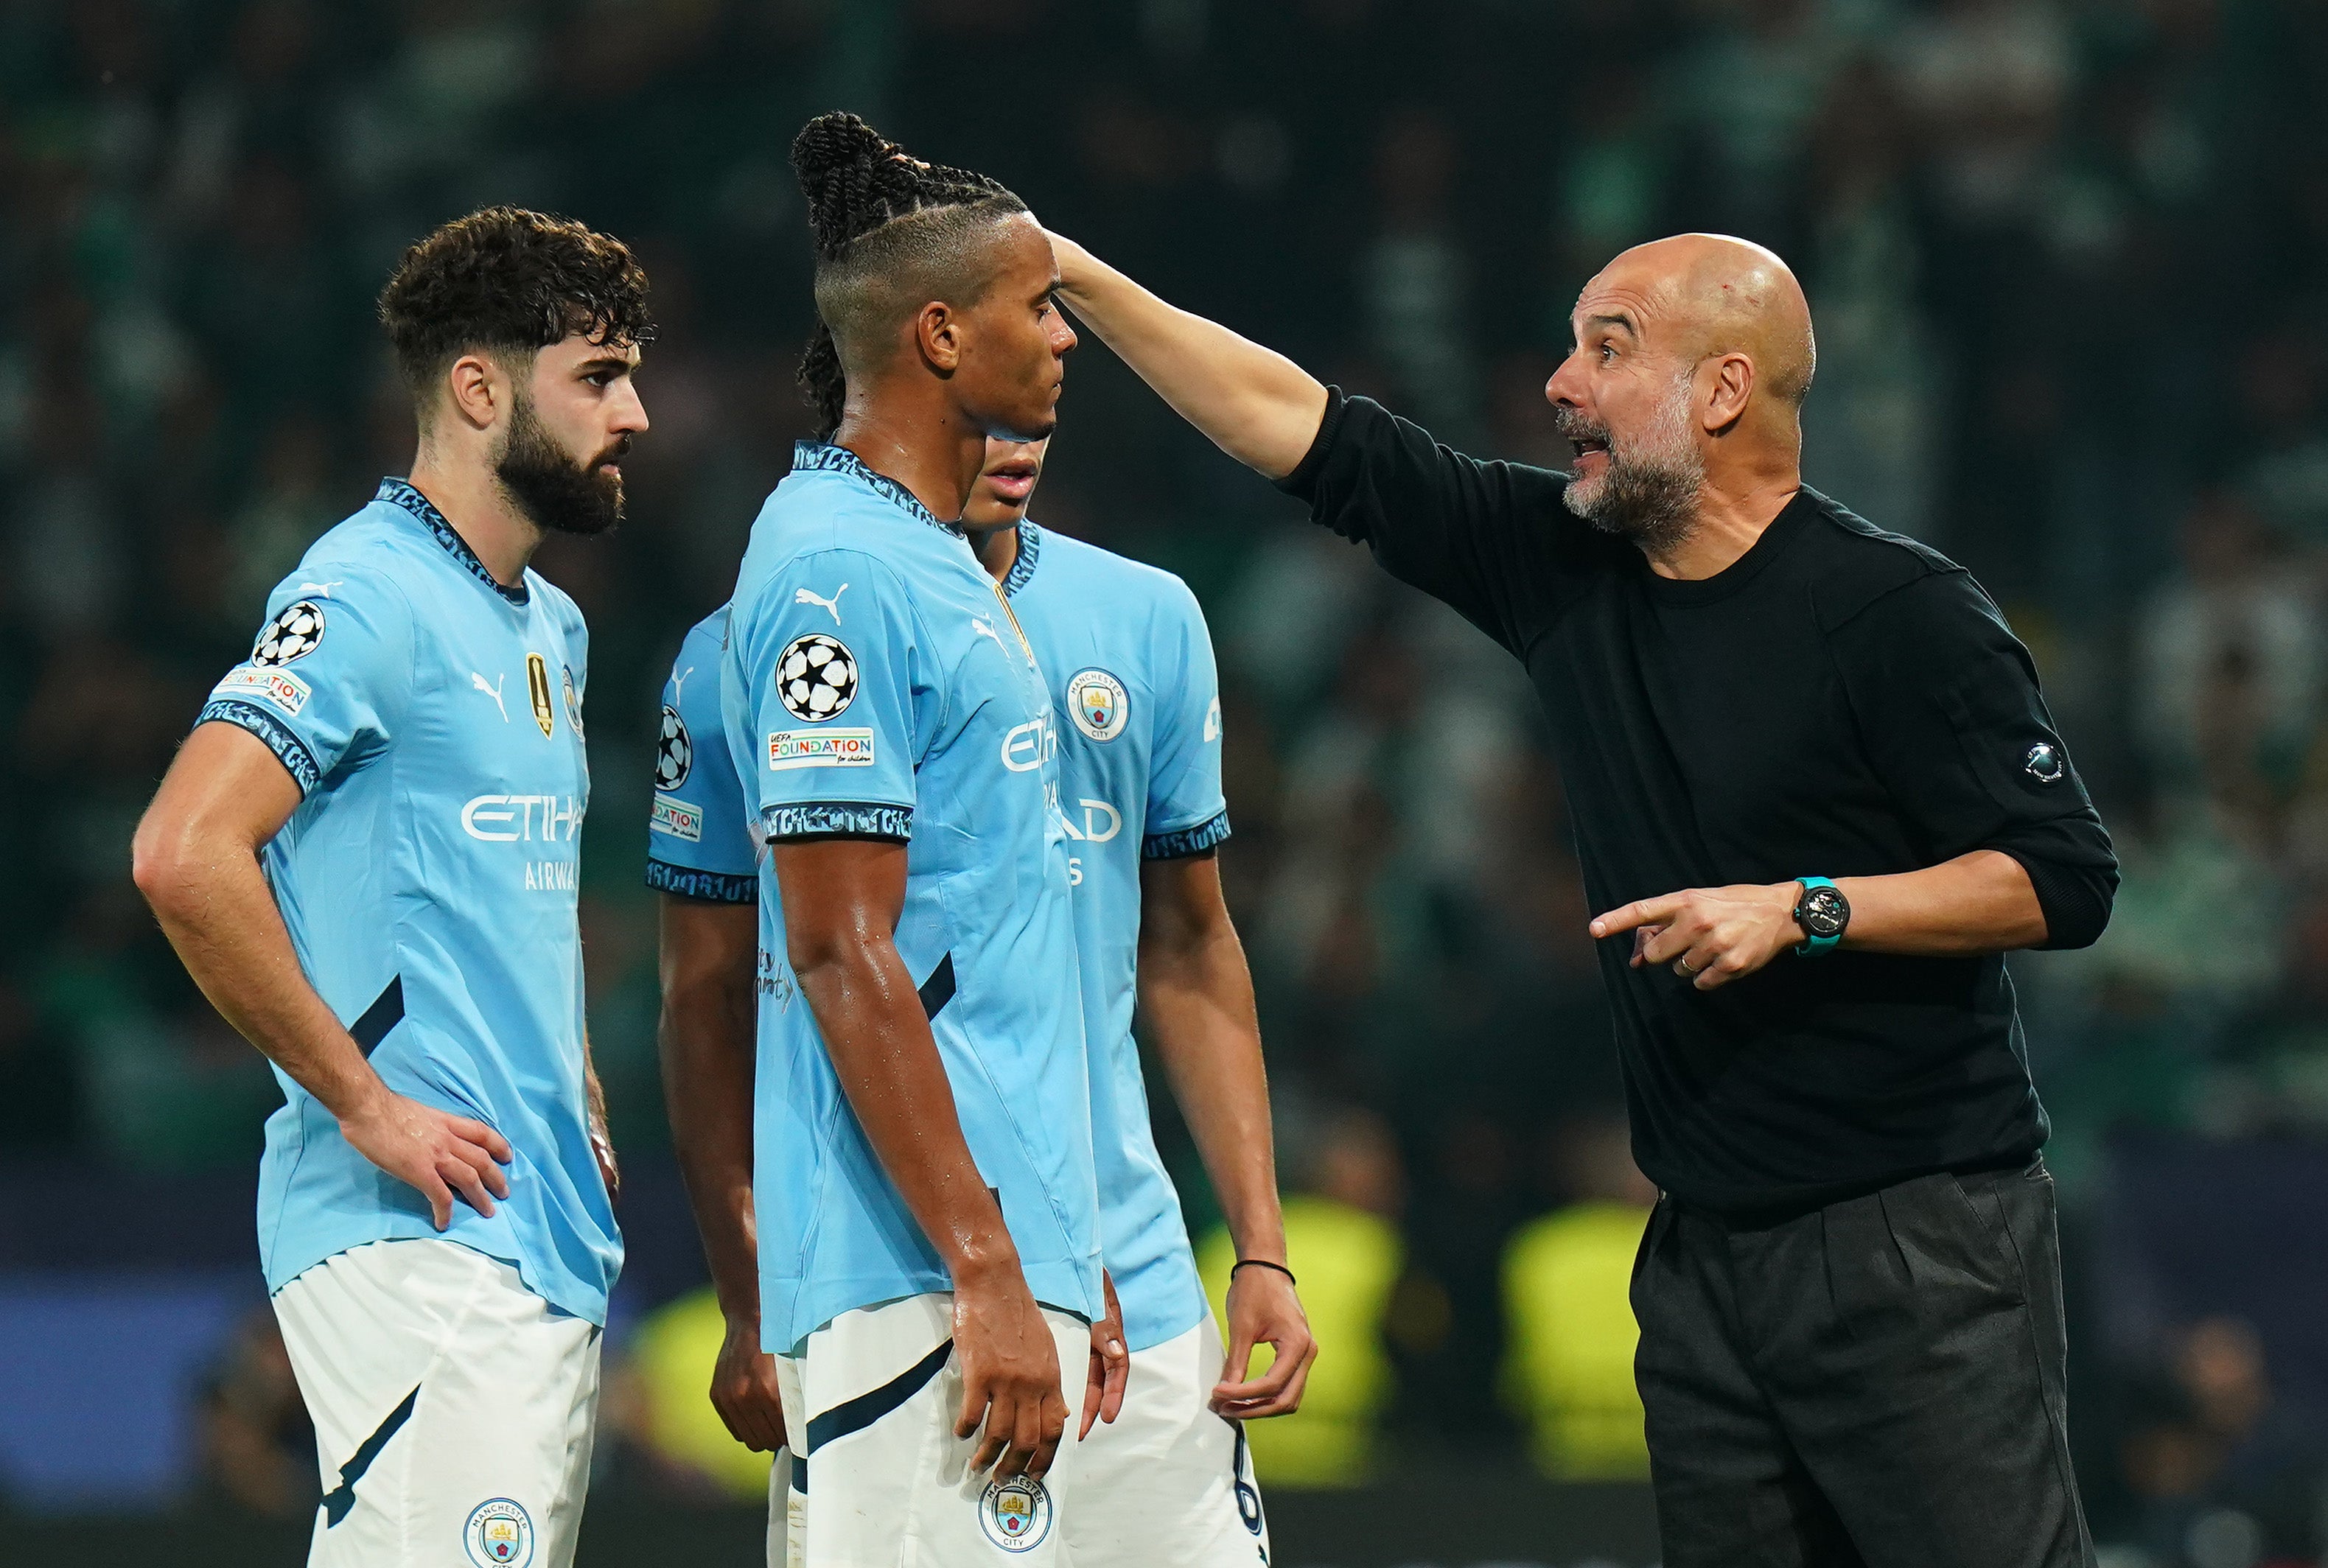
[[1591, 895, 1681, 940]]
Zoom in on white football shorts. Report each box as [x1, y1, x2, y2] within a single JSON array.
[[1066, 1315, 1271, 1568], [273, 1237, 601, 1568], [772, 1292, 1091, 1567]]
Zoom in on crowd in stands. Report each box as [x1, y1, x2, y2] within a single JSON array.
[[9, 3, 2328, 1558]]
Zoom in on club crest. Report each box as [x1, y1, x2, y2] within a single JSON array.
[[1066, 668, 1128, 743], [979, 1474, 1053, 1553], [462, 1497, 533, 1568]]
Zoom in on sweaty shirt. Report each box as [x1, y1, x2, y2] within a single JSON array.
[[1282, 393, 2119, 1220], [721, 443, 1102, 1352], [200, 477, 620, 1323]]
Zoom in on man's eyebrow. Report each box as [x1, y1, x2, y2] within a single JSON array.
[[1584, 312, 1637, 337], [575, 354, 635, 375]]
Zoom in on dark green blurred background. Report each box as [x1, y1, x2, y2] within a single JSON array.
[[6, 3, 2328, 1565]]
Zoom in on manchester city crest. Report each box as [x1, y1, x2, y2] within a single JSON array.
[[1065, 668, 1128, 743], [251, 600, 326, 667], [462, 1497, 534, 1568], [979, 1474, 1053, 1553], [562, 663, 584, 739]]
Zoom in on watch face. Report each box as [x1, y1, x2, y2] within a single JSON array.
[[1800, 886, 1849, 938]]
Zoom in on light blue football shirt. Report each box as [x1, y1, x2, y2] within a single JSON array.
[[666, 522, 1231, 1351], [643, 606, 759, 905], [721, 444, 1102, 1353], [1002, 521, 1229, 1352], [199, 478, 621, 1325]]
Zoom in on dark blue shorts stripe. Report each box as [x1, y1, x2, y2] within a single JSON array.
[[321, 1382, 420, 1527], [803, 1338, 953, 1456]]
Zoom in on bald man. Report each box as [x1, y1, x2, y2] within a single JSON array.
[[1047, 231, 2114, 1568]]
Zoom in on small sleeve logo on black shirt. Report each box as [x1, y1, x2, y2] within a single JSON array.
[[2023, 742, 2065, 783]]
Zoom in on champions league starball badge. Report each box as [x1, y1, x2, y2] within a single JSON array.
[[462, 1498, 534, 1568], [654, 704, 693, 791], [777, 633, 859, 723], [979, 1474, 1054, 1553], [251, 600, 326, 667]]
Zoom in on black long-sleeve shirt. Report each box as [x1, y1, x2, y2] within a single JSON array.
[[1282, 392, 2119, 1219]]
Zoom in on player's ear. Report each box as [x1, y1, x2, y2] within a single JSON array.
[[446, 352, 503, 431], [916, 301, 963, 374]]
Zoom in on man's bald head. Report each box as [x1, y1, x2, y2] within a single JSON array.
[[1590, 234, 1816, 408], [1546, 234, 1816, 557]]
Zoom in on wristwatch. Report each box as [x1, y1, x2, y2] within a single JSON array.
[[1793, 877, 1850, 956]]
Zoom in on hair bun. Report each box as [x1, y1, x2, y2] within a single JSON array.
[[791, 113, 896, 194]]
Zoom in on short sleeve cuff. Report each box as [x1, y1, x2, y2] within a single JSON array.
[[1144, 809, 1231, 860], [1274, 387, 1349, 501], [644, 858, 758, 903], [198, 699, 319, 795], [763, 802, 913, 844]]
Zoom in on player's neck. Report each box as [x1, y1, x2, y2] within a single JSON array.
[[965, 522, 1018, 586], [405, 455, 546, 589], [832, 394, 985, 525]]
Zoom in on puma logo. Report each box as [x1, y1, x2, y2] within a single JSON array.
[[970, 617, 1010, 656], [671, 664, 694, 704], [794, 584, 849, 625], [471, 671, 509, 723], [299, 581, 344, 598]]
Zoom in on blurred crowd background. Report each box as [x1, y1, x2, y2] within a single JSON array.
[[6, 1, 2328, 1564]]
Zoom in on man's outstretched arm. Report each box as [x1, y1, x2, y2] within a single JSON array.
[[130, 721, 512, 1228], [1137, 851, 1318, 1419], [657, 894, 784, 1453], [1049, 234, 1328, 481], [772, 838, 1068, 1481]]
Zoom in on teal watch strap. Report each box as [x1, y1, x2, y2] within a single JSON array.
[[1794, 875, 1843, 956]]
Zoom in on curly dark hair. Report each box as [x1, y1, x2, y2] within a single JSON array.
[[789, 113, 1029, 415], [377, 206, 654, 401]]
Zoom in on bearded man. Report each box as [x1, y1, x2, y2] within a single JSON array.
[[133, 207, 649, 1568], [1045, 230, 2115, 1568]]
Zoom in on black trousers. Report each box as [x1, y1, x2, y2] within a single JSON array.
[[1632, 1161, 2097, 1568]]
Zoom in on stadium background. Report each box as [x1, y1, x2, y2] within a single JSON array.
[[5, 1, 2328, 1564]]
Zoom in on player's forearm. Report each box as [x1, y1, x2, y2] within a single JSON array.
[[1049, 234, 1328, 481], [792, 937, 1022, 1286], [657, 949, 764, 1322], [133, 817, 388, 1119], [1138, 920, 1286, 1266], [1836, 850, 2048, 956]]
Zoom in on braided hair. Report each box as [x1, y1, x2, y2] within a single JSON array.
[[789, 112, 1030, 433]]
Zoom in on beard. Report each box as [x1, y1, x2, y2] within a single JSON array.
[[495, 392, 629, 537], [1554, 376, 1703, 557]]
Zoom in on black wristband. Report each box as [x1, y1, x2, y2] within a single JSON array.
[[1231, 1259, 1297, 1287]]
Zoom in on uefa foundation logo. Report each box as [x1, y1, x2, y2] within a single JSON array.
[[979, 1474, 1054, 1553], [462, 1497, 534, 1567]]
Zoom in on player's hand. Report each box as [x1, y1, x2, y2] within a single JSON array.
[[1591, 882, 1806, 992], [590, 1114, 621, 1205], [951, 1264, 1069, 1482], [710, 1313, 789, 1453], [338, 1088, 512, 1231], [1212, 1262, 1318, 1420], [1080, 1270, 1129, 1440]]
